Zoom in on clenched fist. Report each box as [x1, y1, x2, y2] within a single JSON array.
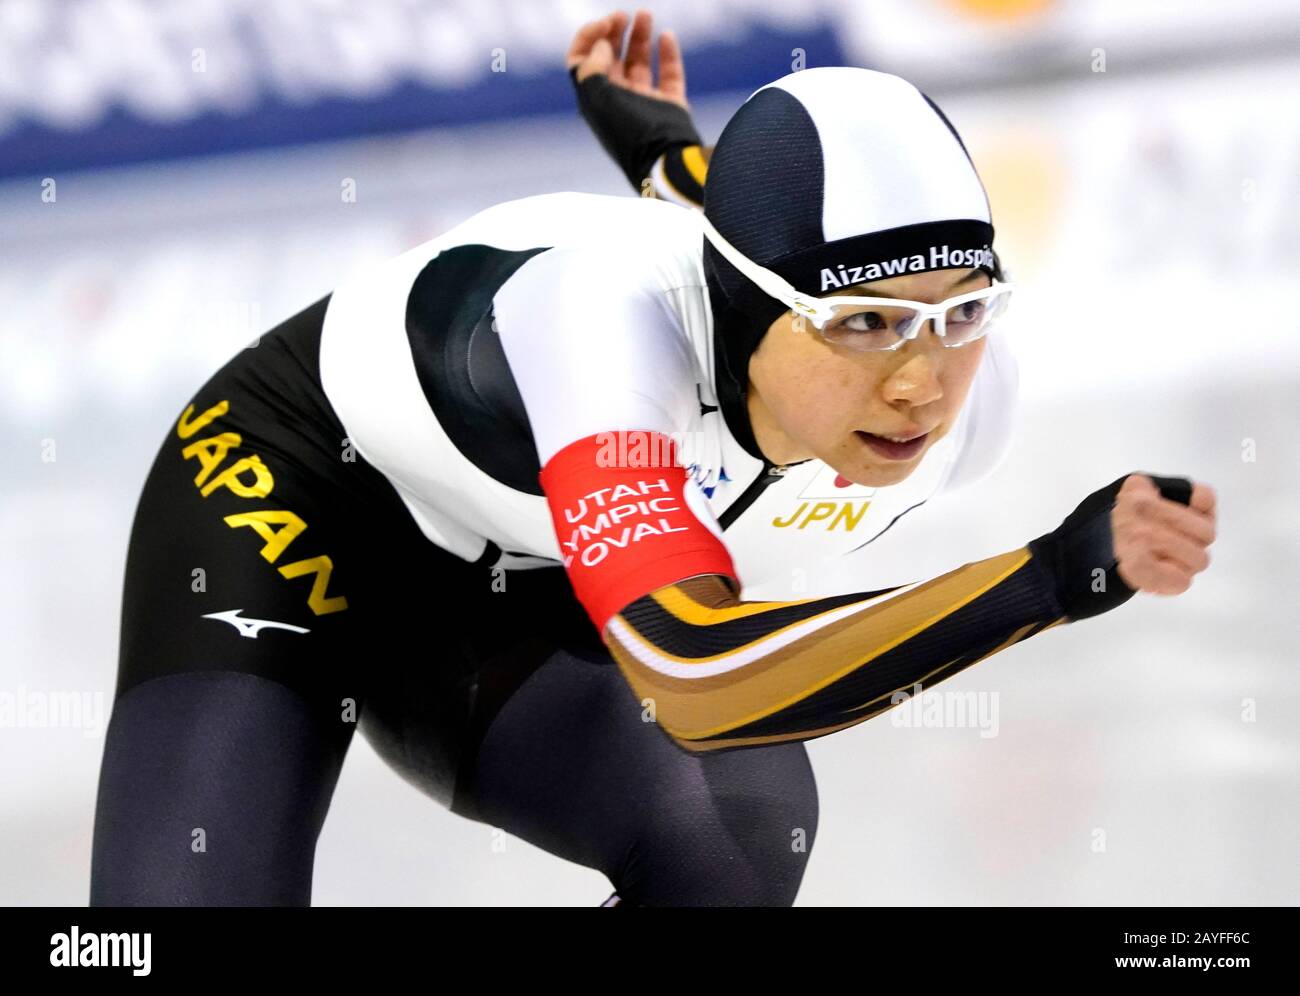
[[1112, 474, 1216, 595], [1028, 472, 1217, 621]]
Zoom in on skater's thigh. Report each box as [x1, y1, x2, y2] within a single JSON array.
[[457, 647, 820, 905]]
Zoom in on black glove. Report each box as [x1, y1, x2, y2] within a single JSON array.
[[1028, 473, 1193, 621], [569, 65, 703, 190]]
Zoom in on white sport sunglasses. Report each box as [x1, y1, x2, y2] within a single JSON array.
[[699, 212, 1014, 351]]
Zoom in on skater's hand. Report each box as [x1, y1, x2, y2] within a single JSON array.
[[567, 9, 689, 109], [1113, 474, 1216, 595]]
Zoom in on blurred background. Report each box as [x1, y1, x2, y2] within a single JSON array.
[[2, 0, 1297, 906]]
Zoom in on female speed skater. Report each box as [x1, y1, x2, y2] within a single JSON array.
[[88, 11, 1217, 907]]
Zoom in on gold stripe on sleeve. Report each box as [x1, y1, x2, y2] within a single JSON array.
[[609, 549, 1033, 741], [681, 144, 709, 185]]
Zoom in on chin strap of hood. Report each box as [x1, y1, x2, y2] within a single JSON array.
[[704, 246, 787, 465]]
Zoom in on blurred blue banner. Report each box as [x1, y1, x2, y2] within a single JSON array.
[[2, 0, 847, 178]]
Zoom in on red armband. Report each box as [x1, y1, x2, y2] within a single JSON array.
[[539, 431, 738, 632]]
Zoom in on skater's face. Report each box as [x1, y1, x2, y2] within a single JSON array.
[[746, 266, 992, 487]]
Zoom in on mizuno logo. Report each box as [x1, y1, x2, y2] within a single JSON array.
[[202, 609, 311, 639]]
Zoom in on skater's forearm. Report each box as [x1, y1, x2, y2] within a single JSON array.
[[603, 546, 1066, 752]]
